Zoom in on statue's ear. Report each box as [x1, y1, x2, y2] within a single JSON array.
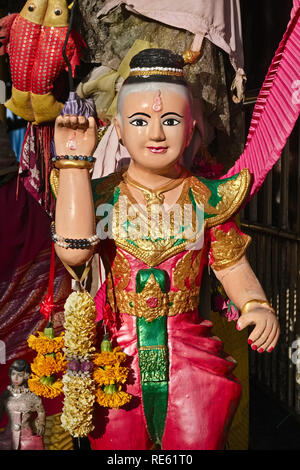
[[24, 372, 30, 380], [114, 116, 123, 143]]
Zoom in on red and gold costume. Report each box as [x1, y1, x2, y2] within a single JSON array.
[[87, 168, 251, 450]]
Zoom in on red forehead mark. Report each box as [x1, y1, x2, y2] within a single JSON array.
[[152, 90, 162, 112]]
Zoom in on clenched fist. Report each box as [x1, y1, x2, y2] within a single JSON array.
[[54, 115, 98, 157]]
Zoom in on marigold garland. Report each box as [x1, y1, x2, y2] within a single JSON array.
[[95, 387, 132, 409], [61, 290, 97, 437], [93, 364, 129, 386], [93, 334, 132, 409], [63, 291, 97, 360], [31, 352, 67, 377], [28, 374, 64, 399], [27, 331, 64, 354], [93, 347, 127, 367], [27, 323, 66, 399], [61, 372, 95, 438]]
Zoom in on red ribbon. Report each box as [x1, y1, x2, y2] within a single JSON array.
[[40, 241, 56, 321]]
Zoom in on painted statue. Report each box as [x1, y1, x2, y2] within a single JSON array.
[[0, 359, 45, 450], [52, 48, 280, 450]]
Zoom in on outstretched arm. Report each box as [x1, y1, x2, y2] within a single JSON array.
[[54, 115, 98, 266], [213, 255, 280, 353]]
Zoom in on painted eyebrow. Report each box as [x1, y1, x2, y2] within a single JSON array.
[[161, 112, 183, 118], [127, 112, 184, 119], [127, 112, 151, 118]]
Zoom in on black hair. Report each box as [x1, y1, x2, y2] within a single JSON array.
[[124, 48, 187, 86], [9, 359, 31, 387]]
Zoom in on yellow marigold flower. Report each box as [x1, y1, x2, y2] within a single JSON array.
[[93, 347, 127, 367], [28, 374, 63, 399], [95, 388, 131, 409], [113, 347, 127, 363], [31, 352, 67, 377], [93, 352, 115, 367], [113, 364, 129, 384], [93, 367, 115, 386], [93, 364, 129, 386], [27, 332, 64, 354]]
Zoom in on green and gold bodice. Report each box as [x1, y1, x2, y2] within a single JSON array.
[[91, 168, 250, 267]]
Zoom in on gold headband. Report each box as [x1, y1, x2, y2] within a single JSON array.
[[129, 69, 184, 78]]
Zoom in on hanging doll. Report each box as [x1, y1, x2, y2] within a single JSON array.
[[52, 48, 280, 450]]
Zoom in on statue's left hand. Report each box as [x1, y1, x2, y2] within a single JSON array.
[[236, 306, 280, 353]]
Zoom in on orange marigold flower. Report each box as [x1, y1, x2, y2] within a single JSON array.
[[93, 352, 116, 367], [93, 367, 115, 386], [95, 388, 131, 409], [93, 347, 127, 367], [28, 374, 63, 399], [31, 352, 67, 377], [93, 364, 129, 386], [112, 364, 129, 384], [113, 347, 127, 363], [27, 332, 64, 354]]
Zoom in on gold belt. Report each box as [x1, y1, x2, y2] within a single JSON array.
[[107, 287, 200, 323]]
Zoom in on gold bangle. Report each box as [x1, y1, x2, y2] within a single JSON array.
[[241, 299, 275, 315], [54, 160, 94, 170]]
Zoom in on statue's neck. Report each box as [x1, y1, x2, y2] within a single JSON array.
[[127, 161, 183, 189]]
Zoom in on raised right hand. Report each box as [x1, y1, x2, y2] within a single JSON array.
[[54, 115, 98, 157]]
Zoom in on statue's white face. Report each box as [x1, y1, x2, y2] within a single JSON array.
[[11, 370, 27, 387], [114, 89, 194, 174]]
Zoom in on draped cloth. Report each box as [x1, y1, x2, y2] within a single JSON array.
[[0, 176, 70, 427], [97, 0, 245, 75]]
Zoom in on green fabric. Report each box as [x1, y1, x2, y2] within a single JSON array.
[[141, 382, 169, 445], [139, 348, 169, 382], [136, 272, 169, 446], [136, 268, 167, 294], [195, 173, 239, 208], [137, 315, 167, 347]]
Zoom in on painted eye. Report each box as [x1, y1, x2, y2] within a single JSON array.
[[163, 118, 180, 126], [130, 119, 148, 126], [28, 4, 36, 12], [54, 8, 63, 15]]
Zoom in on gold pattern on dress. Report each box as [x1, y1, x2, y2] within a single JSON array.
[[173, 250, 203, 291], [113, 178, 205, 267], [106, 250, 131, 312], [210, 227, 252, 271], [190, 169, 251, 227], [107, 276, 200, 322]]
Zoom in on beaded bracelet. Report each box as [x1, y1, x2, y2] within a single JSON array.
[[52, 155, 96, 163], [53, 155, 96, 170], [51, 222, 99, 250]]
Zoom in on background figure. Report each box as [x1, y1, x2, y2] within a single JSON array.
[[0, 359, 45, 450]]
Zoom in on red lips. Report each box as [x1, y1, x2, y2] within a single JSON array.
[[147, 146, 168, 153]]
